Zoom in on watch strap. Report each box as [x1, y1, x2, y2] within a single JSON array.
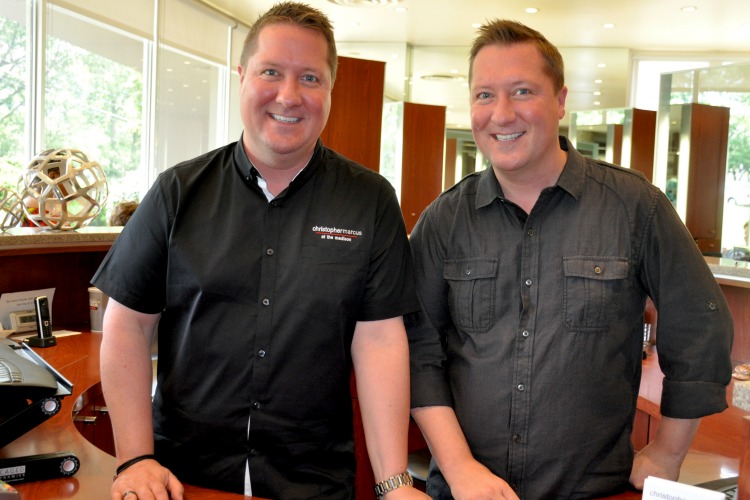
[[373, 471, 413, 498]]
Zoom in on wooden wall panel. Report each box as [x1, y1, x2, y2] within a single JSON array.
[[628, 108, 656, 181], [400, 102, 446, 233], [320, 56, 385, 172], [444, 137, 457, 190], [0, 248, 109, 329], [684, 103, 729, 254]]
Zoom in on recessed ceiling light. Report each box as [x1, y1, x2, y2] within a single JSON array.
[[602, 23, 615, 29], [421, 73, 467, 82], [681, 5, 698, 13], [594, 79, 603, 84], [471, 22, 482, 28], [593, 101, 601, 106], [597, 63, 607, 68], [594, 91, 601, 96], [525, 7, 539, 14], [395, 6, 407, 12]]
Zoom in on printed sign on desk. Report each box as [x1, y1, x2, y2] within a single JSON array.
[[642, 476, 725, 500], [0, 288, 55, 331]]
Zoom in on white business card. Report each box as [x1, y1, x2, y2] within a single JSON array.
[[642, 476, 725, 500]]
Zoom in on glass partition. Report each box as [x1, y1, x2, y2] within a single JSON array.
[[656, 62, 750, 257]]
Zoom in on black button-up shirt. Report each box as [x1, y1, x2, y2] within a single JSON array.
[[407, 137, 733, 499], [93, 139, 419, 498]]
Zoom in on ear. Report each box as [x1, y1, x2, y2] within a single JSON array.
[[557, 85, 568, 120]]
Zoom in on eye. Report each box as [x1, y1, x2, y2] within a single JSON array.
[[301, 74, 319, 83], [262, 69, 279, 77], [514, 88, 531, 96], [475, 91, 492, 100]]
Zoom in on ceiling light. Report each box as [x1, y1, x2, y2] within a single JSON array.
[[594, 91, 601, 96], [681, 5, 698, 13], [597, 63, 607, 68], [593, 101, 601, 106], [594, 79, 603, 84], [421, 73, 467, 82], [602, 23, 615, 29], [471, 22, 482, 28], [525, 7, 539, 14]]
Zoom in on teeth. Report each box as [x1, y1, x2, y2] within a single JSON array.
[[494, 132, 523, 141], [272, 114, 300, 123]]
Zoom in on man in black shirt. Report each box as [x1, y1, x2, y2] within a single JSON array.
[[408, 19, 733, 499], [94, 3, 427, 499]]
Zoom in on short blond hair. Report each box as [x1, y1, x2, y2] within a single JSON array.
[[469, 19, 564, 92], [239, 2, 338, 84]]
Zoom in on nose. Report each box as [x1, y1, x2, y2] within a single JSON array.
[[490, 95, 515, 124], [276, 78, 303, 107]]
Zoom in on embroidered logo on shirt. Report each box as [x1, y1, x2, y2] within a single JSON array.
[[312, 225, 363, 242]]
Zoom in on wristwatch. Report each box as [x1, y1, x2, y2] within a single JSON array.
[[374, 471, 413, 498]]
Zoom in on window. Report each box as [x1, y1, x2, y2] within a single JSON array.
[[0, 0, 237, 227], [0, 0, 29, 191], [46, 5, 147, 219]]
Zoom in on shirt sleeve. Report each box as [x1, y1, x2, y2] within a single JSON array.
[[406, 203, 455, 409], [641, 191, 734, 418], [356, 178, 420, 321], [91, 174, 172, 314]]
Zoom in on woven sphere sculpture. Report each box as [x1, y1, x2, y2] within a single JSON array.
[[0, 187, 24, 231], [19, 148, 108, 230]]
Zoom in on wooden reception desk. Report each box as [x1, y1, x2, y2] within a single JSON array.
[[1, 229, 749, 499], [0, 332, 253, 499]]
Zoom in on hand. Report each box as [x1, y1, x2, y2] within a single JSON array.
[[111, 459, 184, 500], [629, 441, 683, 490], [446, 459, 519, 500]]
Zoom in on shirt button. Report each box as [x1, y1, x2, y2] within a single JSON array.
[[266, 248, 274, 256], [527, 229, 534, 236], [513, 434, 522, 443], [517, 384, 525, 392], [253, 401, 261, 410], [249, 449, 258, 456], [707, 301, 718, 311], [258, 349, 266, 358], [521, 330, 530, 338], [524, 278, 532, 286], [465, 267, 472, 276], [262, 298, 270, 306], [594, 266, 602, 274]]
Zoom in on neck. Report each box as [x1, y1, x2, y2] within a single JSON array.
[[243, 142, 315, 197], [494, 150, 567, 214]]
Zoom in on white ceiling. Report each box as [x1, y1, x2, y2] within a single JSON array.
[[203, 0, 750, 129]]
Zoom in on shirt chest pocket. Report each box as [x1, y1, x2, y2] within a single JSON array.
[[443, 258, 498, 334], [562, 256, 629, 332]]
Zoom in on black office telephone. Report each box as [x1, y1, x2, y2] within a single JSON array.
[[0, 338, 72, 449], [0, 339, 58, 399]]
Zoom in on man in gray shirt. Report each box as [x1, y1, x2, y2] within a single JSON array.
[[407, 19, 733, 499]]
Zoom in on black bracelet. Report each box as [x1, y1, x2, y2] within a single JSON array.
[[115, 454, 157, 477]]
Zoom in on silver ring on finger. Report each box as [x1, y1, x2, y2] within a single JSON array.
[[123, 491, 138, 499]]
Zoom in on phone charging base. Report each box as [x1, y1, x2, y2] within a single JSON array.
[[25, 335, 57, 348]]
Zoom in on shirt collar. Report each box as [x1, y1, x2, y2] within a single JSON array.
[[475, 136, 585, 209], [233, 135, 324, 198]]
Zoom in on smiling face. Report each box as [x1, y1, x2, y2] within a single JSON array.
[[470, 42, 568, 184], [237, 22, 332, 171]]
